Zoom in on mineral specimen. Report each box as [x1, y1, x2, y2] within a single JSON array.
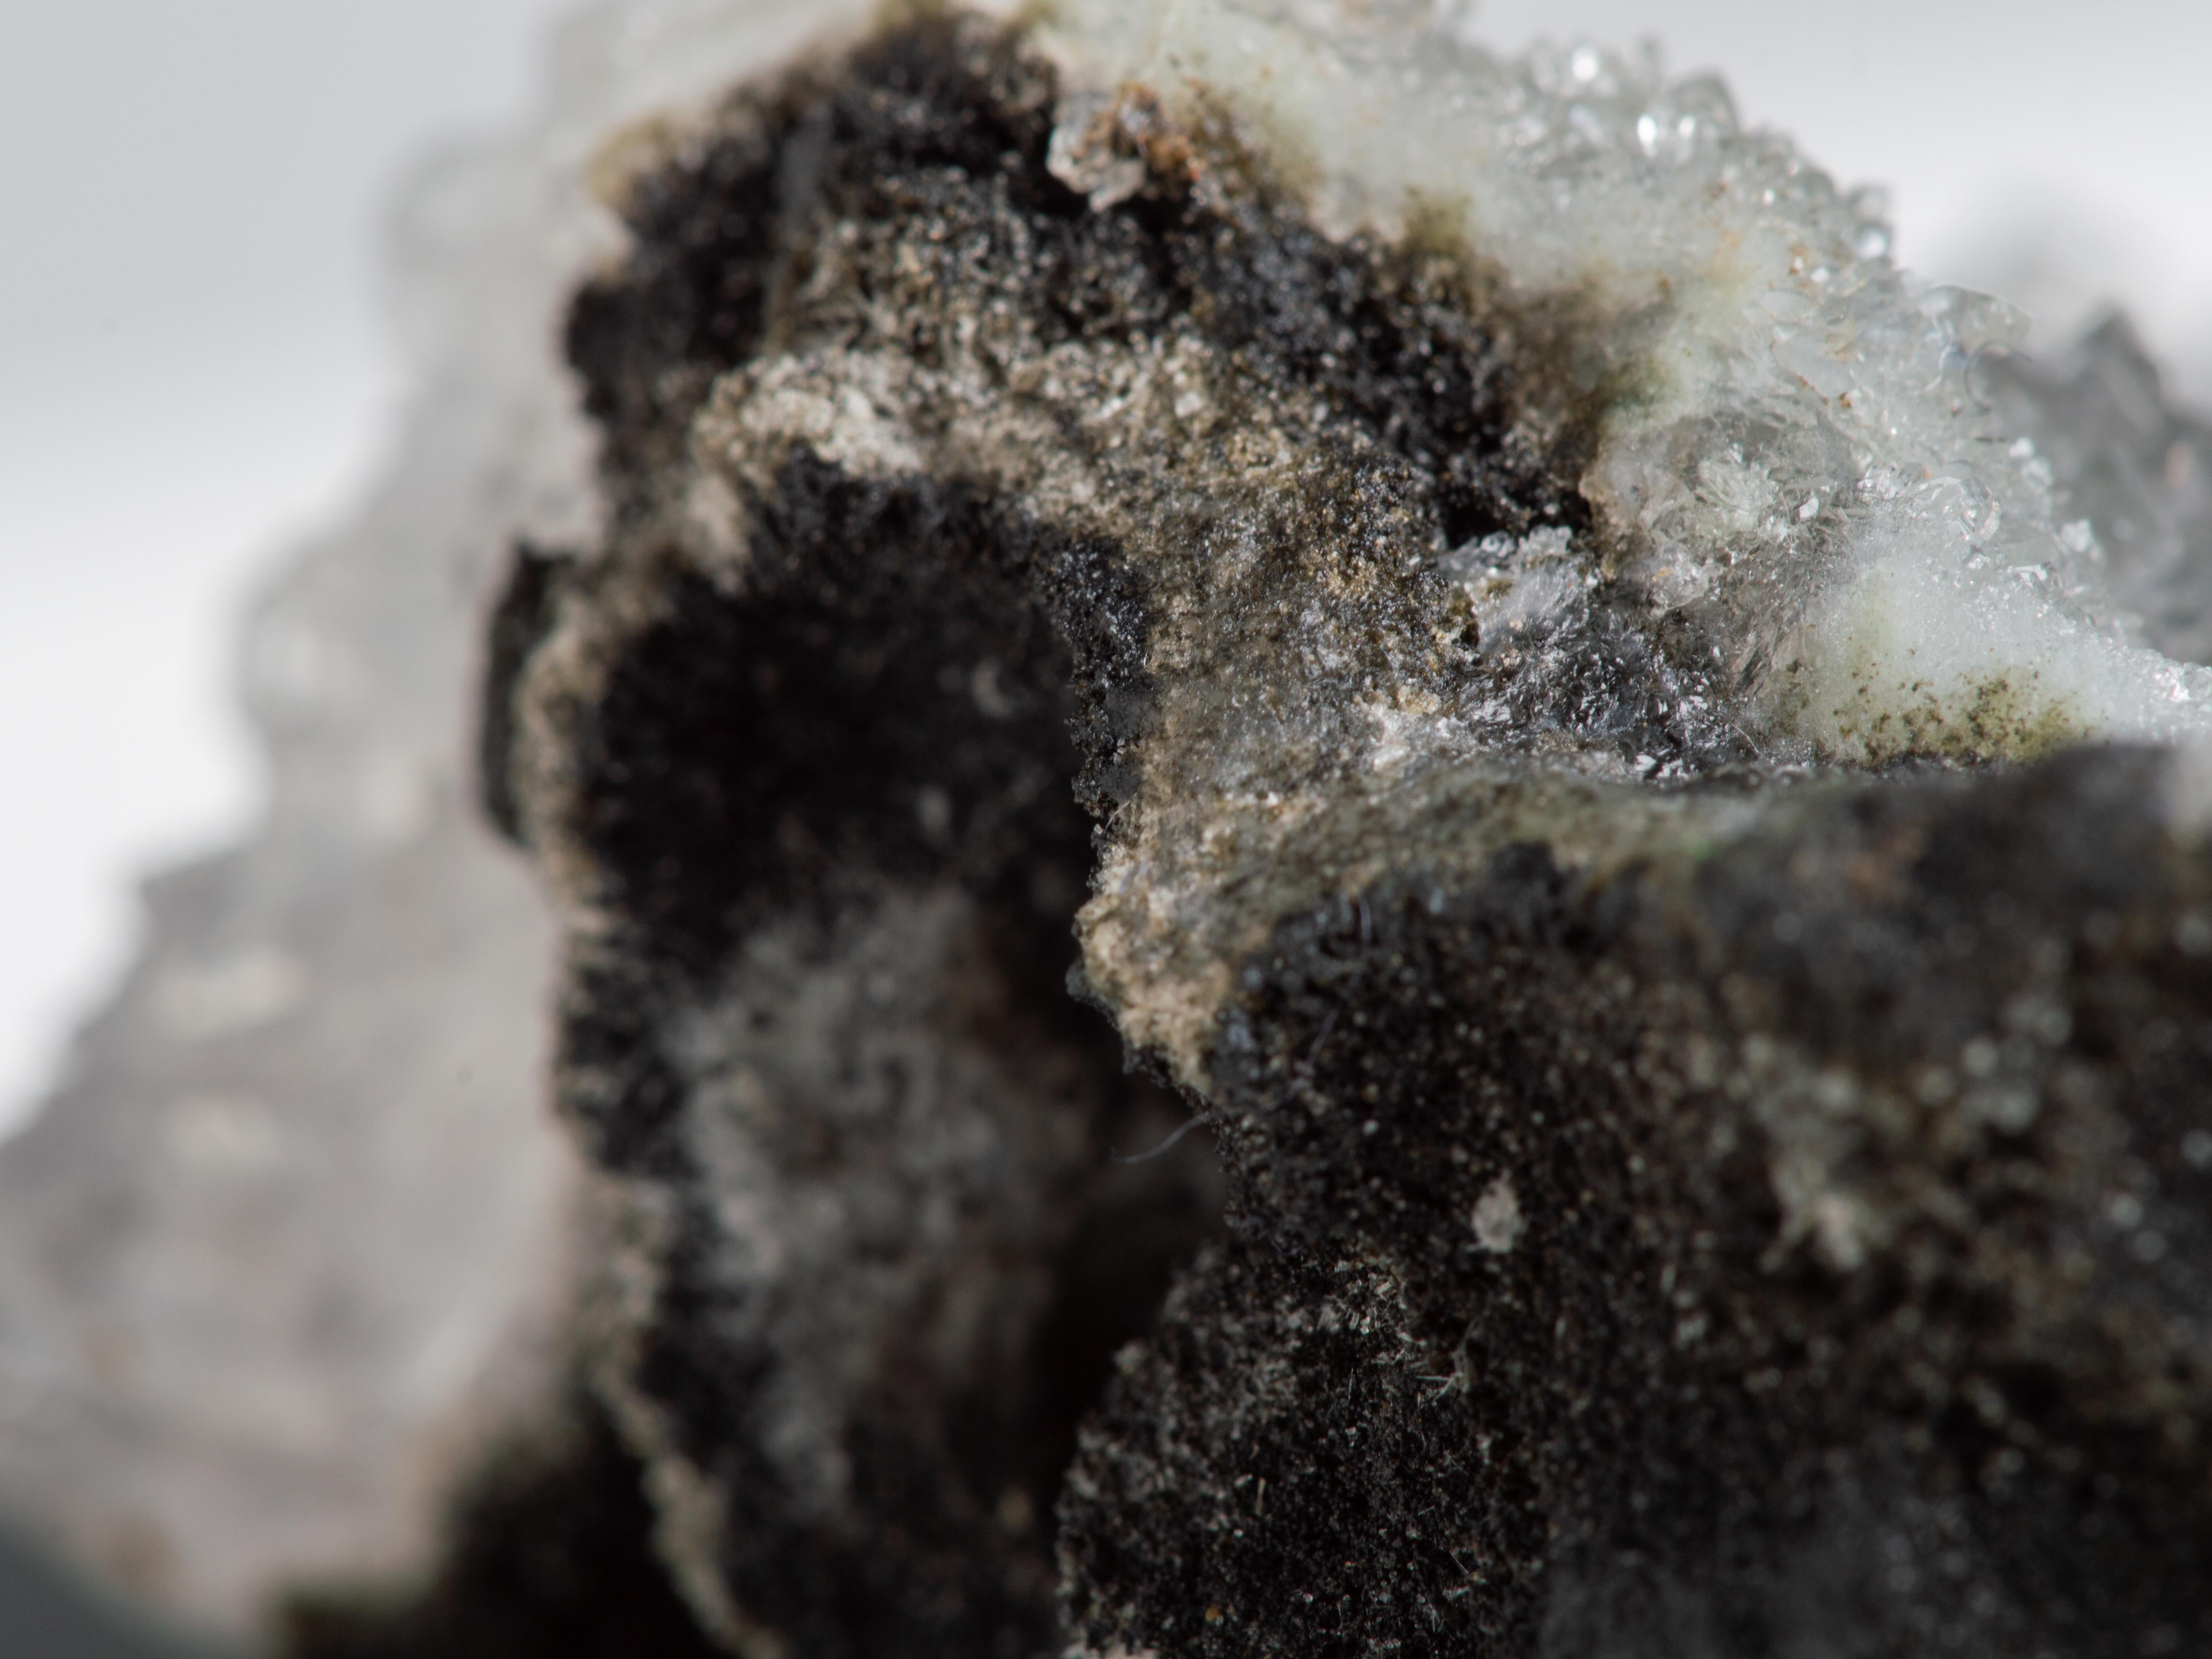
[[12, 0, 2207, 1651], [477, 4, 2212, 1655]]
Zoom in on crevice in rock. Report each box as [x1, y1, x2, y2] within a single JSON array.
[[513, 437, 1223, 1652]]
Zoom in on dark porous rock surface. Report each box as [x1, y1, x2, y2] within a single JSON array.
[[1067, 749, 2212, 1657], [480, 10, 2212, 1656]]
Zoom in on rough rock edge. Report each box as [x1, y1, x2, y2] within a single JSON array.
[[0, 0, 949, 1638]]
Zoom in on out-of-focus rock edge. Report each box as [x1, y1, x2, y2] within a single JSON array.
[[0, 0, 895, 1642]]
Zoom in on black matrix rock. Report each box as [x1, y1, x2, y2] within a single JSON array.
[[475, 8, 2212, 1656]]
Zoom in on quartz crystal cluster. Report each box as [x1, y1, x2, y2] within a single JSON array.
[[1043, 0, 2212, 774]]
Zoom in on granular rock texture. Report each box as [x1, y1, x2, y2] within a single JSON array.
[[1068, 749, 2212, 1655], [485, 7, 2212, 1657]]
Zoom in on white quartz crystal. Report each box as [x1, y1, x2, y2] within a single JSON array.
[[1042, 0, 2212, 766]]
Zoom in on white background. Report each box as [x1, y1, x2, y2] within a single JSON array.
[[0, 0, 565, 1133], [2, 0, 2208, 1134]]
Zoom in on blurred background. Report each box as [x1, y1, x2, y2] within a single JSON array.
[[0, 0, 565, 1145], [0, 0, 2207, 1651]]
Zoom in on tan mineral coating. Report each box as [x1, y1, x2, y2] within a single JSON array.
[[514, 9, 2133, 1132], [519, 92, 1766, 1102]]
